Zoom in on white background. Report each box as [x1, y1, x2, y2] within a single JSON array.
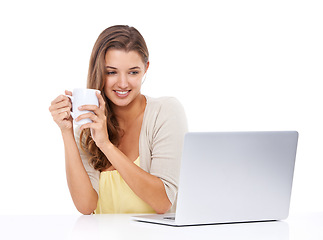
[[0, 0, 322, 215]]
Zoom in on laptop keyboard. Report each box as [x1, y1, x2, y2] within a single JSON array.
[[163, 216, 175, 220]]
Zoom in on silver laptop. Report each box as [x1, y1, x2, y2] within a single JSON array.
[[132, 131, 298, 226]]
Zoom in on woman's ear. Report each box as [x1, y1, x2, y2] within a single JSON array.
[[142, 61, 149, 85], [145, 61, 150, 74]]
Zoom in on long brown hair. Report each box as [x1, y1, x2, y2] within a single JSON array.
[[80, 25, 149, 171]]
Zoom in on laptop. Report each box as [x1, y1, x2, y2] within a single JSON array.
[[132, 131, 298, 226]]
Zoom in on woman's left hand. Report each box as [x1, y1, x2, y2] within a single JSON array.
[[77, 92, 110, 149]]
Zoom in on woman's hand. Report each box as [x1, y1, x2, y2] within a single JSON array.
[[77, 92, 110, 148], [49, 90, 73, 132]]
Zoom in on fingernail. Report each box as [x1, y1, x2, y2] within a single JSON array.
[[78, 106, 82, 110]]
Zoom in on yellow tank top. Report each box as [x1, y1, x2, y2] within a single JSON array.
[[94, 157, 156, 214]]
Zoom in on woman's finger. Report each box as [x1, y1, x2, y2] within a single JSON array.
[[80, 101, 106, 116], [51, 94, 69, 105], [78, 105, 104, 118], [78, 105, 98, 111], [58, 110, 71, 120], [79, 122, 95, 131], [52, 110, 70, 124], [96, 91, 106, 111], [75, 112, 98, 123], [51, 106, 71, 116], [51, 107, 70, 118], [50, 99, 72, 112], [65, 90, 72, 96]]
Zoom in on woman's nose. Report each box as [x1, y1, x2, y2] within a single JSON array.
[[117, 74, 128, 89]]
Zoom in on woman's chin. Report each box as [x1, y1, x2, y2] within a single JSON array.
[[107, 90, 142, 108]]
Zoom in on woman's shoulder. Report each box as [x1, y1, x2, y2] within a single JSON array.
[[144, 95, 187, 129], [145, 95, 185, 112]]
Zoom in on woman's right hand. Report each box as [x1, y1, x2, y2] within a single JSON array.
[[49, 90, 73, 132]]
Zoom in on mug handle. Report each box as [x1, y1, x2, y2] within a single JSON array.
[[65, 95, 75, 119]]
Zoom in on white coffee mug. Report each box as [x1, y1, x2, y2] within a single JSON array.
[[66, 88, 101, 126]]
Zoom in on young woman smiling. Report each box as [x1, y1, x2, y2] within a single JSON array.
[[49, 25, 188, 215]]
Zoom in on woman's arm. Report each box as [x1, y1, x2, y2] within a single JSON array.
[[49, 92, 98, 215], [62, 129, 98, 215], [99, 142, 172, 214]]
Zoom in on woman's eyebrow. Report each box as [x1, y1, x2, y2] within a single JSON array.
[[106, 66, 140, 70], [129, 66, 140, 70]]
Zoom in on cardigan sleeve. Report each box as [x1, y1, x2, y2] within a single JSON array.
[[74, 127, 100, 196], [149, 97, 188, 205]]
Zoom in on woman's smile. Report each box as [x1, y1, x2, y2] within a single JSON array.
[[114, 90, 131, 98]]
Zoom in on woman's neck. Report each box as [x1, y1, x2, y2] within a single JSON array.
[[112, 94, 146, 129]]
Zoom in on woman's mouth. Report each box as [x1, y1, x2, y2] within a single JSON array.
[[114, 90, 131, 98]]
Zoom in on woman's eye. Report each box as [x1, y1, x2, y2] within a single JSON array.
[[107, 71, 116, 75], [130, 71, 139, 75]]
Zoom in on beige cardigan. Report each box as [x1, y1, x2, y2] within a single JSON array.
[[74, 96, 188, 213]]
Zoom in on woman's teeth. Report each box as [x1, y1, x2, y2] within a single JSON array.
[[114, 90, 131, 97], [116, 91, 129, 95]]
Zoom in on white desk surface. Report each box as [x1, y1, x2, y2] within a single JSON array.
[[0, 212, 322, 240]]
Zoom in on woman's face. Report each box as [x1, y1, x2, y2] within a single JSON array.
[[104, 49, 148, 108]]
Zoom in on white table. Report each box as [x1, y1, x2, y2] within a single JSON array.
[[0, 212, 322, 240]]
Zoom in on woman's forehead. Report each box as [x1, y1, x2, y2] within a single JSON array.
[[105, 49, 144, 69]]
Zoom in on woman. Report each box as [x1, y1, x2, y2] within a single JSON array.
[[49, 25, 188, 215]]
